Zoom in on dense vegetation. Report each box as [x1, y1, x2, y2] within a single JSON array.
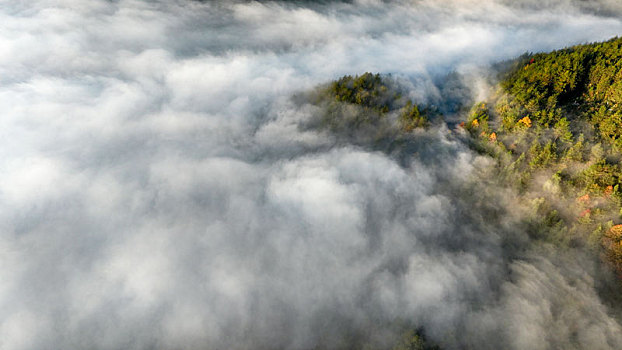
[[391, 330, 440, 350], [318, 73, 429, 134], [463, 37, 622, 275]]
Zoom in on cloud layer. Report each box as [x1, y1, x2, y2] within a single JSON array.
[[1, 1, 622, 349]]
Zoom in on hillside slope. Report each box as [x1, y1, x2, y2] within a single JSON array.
[[463, 37, 622, 274]]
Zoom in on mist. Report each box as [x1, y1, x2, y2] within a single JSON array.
[[1, 1, 622, 349]]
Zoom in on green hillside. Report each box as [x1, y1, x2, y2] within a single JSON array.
[[317, 72, 430, 133], [464, 37, 622, 274]]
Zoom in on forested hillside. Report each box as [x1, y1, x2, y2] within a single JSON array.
[[463, 37, 622, 275], [314, 73, 430, 133]]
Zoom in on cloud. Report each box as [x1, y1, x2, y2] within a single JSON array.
[[0, 1, 621, 349]]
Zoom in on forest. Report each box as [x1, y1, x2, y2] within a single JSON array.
[[464, 37, 622, 275], [316, 38, 622, 349]]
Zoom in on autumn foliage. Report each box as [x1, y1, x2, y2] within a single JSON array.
[[603, 225, 622, 275]]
